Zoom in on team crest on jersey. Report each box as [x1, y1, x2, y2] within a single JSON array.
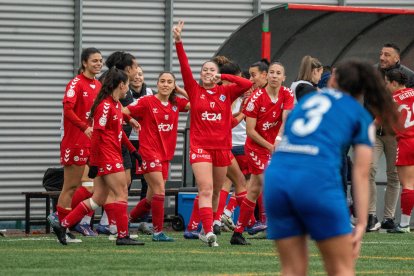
[[219, 94, 226, 102], [260, 107, 266, 112], [191, 153, 196, 159], [246, 102, 255, 112], [67, 89, 75, 98], [99, 117, 107, 126], [172, 106, 177, 112], [116, 163, 122, 169], [153, 108, 158, 113], [73, 156, 79, 162], [210, 102, 215, 108], [83, 91, 88, 97]]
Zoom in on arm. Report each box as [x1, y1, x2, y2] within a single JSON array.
[[350, 144, 372, 259], [220, 74, 253, 101], [63, 102, 92, 138], [121, 131, 137, 153], [175, 84, 189, 99], [275, 110, 290, 144], [245, 116, 274, 153]]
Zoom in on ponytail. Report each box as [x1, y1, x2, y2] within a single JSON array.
[[250, 59, 270, 73], [296, 55, 322, 82]]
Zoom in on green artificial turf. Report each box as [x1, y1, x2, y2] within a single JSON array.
[[0, 231, 413, 275]]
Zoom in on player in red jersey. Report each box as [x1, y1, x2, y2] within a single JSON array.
[[385, 70, 414, 234], [126, 72, 189, 242], [173, 20, 252, 246], [231, 62, 294, 245], [51, 68, 144, 246], [48, 48, 103, 238]]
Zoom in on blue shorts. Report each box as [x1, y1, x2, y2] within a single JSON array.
[[264, 163, 351, 241]]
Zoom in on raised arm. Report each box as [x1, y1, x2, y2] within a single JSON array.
[[173, 20, 198, 93], [220, 74, 253, 101]]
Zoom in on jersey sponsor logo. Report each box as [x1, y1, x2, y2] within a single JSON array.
[[219, 94, 226, 102], [106, 164, 112, 171], [260, 107, 266, 112], [201, 111, 222, 121], [246, 102, 255, 112], [262, 121, 278, 130], [83, 91, 88, 97], [73, 156, 79, 162], [116, 163, 122, 169], [153, 108, 158, 113], [158, 123, 173, 132], [210, 102, 215, 108], [85, 111, 90, 120]]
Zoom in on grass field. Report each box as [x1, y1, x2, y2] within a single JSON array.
[[1, 231, 414, 275]]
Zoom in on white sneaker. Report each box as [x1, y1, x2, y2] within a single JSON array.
[[109, 233, 138, 241], [65, 233, 82, 243], [199, 231, 217, 247]]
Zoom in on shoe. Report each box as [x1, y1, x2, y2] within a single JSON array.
[[51, 224, 67, 245], [387, 224, 410, 234], [96, 224, 111, 235], [230, 232, 251, 245], [116, 236, 145, 246], [199, 231, 217, 247], [66, 232, 82, 243], [246, 221, 267, 235], [47, 212, 60, 228], [221, 214, 236, 231], [152, 232, 174, 242], [137, 222, 154, 235], [74, 223, 97, 237], [366, 214, 381, 232], [213, 224, 221, 235], [183, 229, 199, 239], [381, 218, 395, 230]]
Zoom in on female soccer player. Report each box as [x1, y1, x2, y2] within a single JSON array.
[[126, 72, 189, 242], [230, 62, 294, 245], [50, 48, 102, 233], [173, 20, 252, 246], [264, 60, 398, 275], [385, 70, 414, 234], [52, 68, 144, 246]]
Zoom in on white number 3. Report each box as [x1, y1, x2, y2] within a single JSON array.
[[291, 94, 332, 137]]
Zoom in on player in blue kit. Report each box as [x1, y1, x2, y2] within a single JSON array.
[[264, 60, 399, 276]]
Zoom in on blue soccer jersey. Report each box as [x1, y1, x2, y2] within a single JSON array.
[[264, 88, 375, 241]]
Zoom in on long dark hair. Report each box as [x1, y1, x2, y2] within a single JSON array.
[[90, 67, 128, 119], [250, 59, 270, 73], [335, 60, 398, 130], [157, 71, 177, 105], [99, 51, 136, 82], [79, 47, 101, 73]]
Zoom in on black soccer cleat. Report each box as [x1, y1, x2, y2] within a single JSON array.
[[230, 232, 251, 245], [116, 236, 145, 246], [52, 224, 67, 245], [213, 224, 221, 235]]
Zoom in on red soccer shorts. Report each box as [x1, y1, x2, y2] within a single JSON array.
[[140, 159, 170, 180], [234, 153, 249, 175], [96, 162, 124, 176], [246, 147, 270, 175], [60, 147, 89, 166], [396, 138, 414, 166], [189, 147, 233, 167]]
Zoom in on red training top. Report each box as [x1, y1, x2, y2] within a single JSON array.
[[393, 87, 414, 139]]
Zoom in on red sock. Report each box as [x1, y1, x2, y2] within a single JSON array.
[[71, 186, 93, 210], [113, 201, 129, 238], [152, 194, 165, 233], [104, 203, 117, 226], [61, 201, 91, 228], [235, 198, 256, 233], [199, 207, 213, 234], [129, 198, 151, 221], [225, 196, 237, 214], [235, 191, 247, 207], [401, 188, 414, 216], [187, 195, 200, 231], [257, 193, 266, 223], [57, 205, 71, 222], [214, 189, 229, 221]]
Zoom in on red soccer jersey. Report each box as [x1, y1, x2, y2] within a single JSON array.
[[243, 86, 294, 154], [175, 41, 252, 150], [393, 87, 414, 139], [61, 74, 101, 149], [89, 97, 124, 166], [127, 95, 189, 161]]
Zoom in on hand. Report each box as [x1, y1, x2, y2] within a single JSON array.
[[351, 224, 365, 259], [84, 126, 93, 139], [128, 118, 141, 132], [172, 20, 184, 42], [132, 151, 143, 166], [88, 166, 98, 179], [211, 74, 222, 84]]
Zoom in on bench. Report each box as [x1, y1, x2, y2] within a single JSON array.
[[22, 188, 180, 234]]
